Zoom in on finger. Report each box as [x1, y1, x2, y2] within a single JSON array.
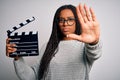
[[84, 4, 92, 21], [6, 48, 17, 57], [76, 5, 84, 24], [90, 7, 97, 21], [6, 38, 11, 44], [6, 50, 12, 57], [67, 34, 82, 41], [9, 48, 17, 52], [79, 3, 88, 23], [6, 44, 16, 57], [7, 46, 13, 50], [6, 44, 16, 47], [7, 45, 17, 52], [7, 46, 16, 51]]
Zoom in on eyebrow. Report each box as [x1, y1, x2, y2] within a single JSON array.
[[59, 16, 75, 19]]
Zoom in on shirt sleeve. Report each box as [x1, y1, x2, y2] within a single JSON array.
[[84, 40, 102, 65], [13, 43, 47, 80]]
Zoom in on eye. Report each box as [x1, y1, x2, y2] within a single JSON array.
[[67, 17, 75, 21], [59, 18, 65, 23]]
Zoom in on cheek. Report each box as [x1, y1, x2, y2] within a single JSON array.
[[70, 25, 76, 33], [59, 25, 62, 31]]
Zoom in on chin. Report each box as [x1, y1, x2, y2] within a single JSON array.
[[63, 33, 69, 36], [64, 31, 70, 34]]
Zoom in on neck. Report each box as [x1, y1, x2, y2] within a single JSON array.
[[63, 37, 73, 40]]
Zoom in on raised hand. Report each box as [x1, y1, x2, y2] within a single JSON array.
[[67, 4, 100, 44]]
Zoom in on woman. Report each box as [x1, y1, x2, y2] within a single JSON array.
[[6, 4, 102, 80]]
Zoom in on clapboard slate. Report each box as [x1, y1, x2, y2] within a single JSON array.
[[7, 17, 39, 57]]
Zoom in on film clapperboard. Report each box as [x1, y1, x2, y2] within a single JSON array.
[[7, 17, 39, 57]]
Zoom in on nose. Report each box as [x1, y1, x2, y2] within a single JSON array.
[[63, 20, 68, 27]]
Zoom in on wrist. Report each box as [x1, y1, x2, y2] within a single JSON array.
[[14, 57, 20, 61], [89, 40, 99, 45]]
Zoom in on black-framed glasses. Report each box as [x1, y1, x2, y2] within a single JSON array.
[[58, 17, 76, 26]]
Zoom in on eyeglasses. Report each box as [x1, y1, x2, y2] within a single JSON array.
[[58, 17, 76, 26]]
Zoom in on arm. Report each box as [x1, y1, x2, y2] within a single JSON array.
[[84, 41, 102, 65], [13, 57, 36, 80], [67, 4, 102, 64], [13, 43, 47, 80]]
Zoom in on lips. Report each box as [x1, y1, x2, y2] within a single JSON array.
[[63, 28, 69, 32]]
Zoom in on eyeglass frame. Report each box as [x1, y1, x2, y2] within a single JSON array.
[[57, 17, 76, 26]]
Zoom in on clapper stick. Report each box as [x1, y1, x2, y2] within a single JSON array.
[[7, 17, 35, 36]]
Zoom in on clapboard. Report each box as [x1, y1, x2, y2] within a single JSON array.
[[7, 17, 39, 57]]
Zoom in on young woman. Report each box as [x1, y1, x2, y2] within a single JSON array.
[[6, 4, 102, 80]]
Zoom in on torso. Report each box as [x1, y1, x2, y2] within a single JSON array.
[[45, 40, 87, 80]]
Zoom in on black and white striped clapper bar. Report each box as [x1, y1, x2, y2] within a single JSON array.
[[7, 17, 39, 57]]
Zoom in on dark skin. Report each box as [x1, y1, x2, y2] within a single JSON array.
[[6, 4, 100, 60]]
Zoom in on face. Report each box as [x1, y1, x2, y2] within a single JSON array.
[[58, 9, 76, 37]]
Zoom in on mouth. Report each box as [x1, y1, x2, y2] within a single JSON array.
[[62, 29, 70, 35], [63, 28, 69, 32]]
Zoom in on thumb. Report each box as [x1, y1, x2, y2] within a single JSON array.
[[67, 34, 82, 41]]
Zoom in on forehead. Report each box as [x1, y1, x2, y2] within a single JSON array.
[[59, 9, 74, 18]]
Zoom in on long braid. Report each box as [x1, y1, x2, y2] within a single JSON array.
[[38, 21, 60, 79]]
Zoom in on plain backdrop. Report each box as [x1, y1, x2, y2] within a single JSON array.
[[0, 0, 120, 80]]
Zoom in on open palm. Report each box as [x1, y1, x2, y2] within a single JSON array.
[[68, 4, 100, 44]]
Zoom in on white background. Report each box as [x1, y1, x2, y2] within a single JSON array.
[[0, 0, 120, 80]]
